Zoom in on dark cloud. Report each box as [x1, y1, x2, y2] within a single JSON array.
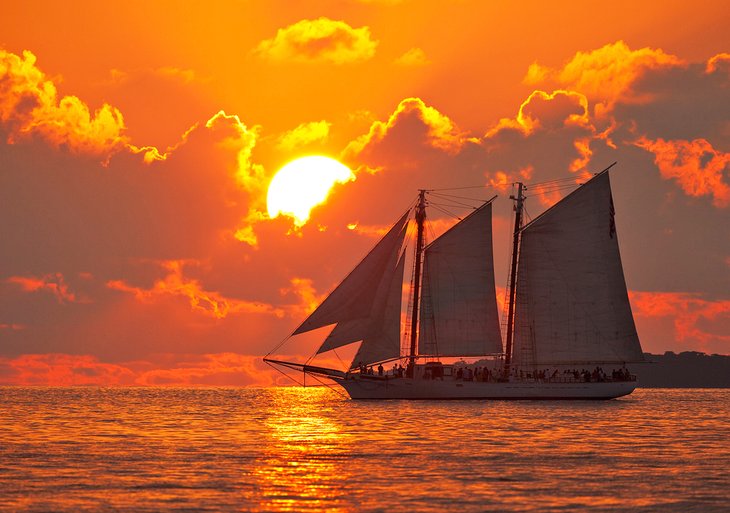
[[614, 62, 730, 146]]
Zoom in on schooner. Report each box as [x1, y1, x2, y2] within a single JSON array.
[[265, 165, 644, 399]]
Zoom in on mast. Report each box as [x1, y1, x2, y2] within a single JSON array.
[[504, 182, 525, 376], [407, 190, 427, 377]]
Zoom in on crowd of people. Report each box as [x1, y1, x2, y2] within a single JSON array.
[[509, 366, 634, 383], [357, 362, 405, 378], [353, 361, 635, 383]]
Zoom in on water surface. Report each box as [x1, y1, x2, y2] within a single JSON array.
[[1, 388, 728, 512]]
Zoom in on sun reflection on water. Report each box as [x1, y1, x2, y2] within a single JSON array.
[[245, 387, 353, 513]]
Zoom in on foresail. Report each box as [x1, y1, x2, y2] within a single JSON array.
[[293, 210, 409, 337], [351, 251, 405, 367], [418, 202, 503, 357], [317, 318, 370, 353], [316, 223, 404, 354], [512, 171, 643, 367]]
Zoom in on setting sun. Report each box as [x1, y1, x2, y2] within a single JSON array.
[[267, 156, 354, 227]]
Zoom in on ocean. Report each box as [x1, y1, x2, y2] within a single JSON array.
[[1, 387, 728, 512]]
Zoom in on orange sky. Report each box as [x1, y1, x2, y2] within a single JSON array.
[[1, 0, 728, 385]]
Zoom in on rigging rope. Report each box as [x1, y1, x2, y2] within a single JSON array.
[[427, 184, 493, 191], [526, 175, 580, 187], [428, 198, 481, 210], [428, 200, 475, 211], [429, 203, 462, 220], [428, 191, 493, 203]]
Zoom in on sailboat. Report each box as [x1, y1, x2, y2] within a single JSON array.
[[264, 165, 644, 399]]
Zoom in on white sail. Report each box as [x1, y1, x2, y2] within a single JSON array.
[[512, 171, 643, 367], [293, 210, 409, 337], [351, 251, 406, 367], [418, 202, 503, 356]]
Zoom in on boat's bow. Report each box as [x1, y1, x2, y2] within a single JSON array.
[[263, 358, 346, 380]]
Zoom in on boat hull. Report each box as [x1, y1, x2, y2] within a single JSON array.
[[335, 376, 637, 400]]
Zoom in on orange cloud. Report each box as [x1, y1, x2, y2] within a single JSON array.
[[155, 66, 198, 83], [0, 323, 25, 331], [346, 97, 466, 159], [526, 40, 683, 109], [133, 353, 275, 386], [6, 272, 82, 304], [485, 166, 533, 192], [109, 66, 199, 85], [634, 136, 730, 207], [570, 137, 593, 174], [496, 285, 507, 317], [486, 170, 512, 192], [204, 110, 268, 247], [394, 47, 430, 67], [280, 277, 324, 317], [127, 121, 198, 163], [233, 214, 265, 247], [0, 49, 179, 163], [0, 353, 278, 386], [233, 221, 261, 247], [524, 62, 550, 84], [487, 90, 589, 136], [630, 291, 730, 350], [276, 120, 331, 150], [107, 260, 284, 319], [0, 353, 137, 386], [0, 49, 127, 156], [706, 53, 730, 74], [255, 18, 378, 64], [490, 163, 584, 208], [205, 110, 263, 191], [345, 221, 393, 238]]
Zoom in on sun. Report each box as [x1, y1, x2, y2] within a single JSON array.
[[267, 156, 354, 227]]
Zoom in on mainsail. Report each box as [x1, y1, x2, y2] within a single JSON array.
[[290, 210, 408, 367], [512, 171, 643, 367], [418, 201, 503, 356]]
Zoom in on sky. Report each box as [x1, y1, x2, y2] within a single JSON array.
[[1, 0, 728, 386]]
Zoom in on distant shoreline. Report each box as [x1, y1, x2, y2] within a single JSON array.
[[629, 352, 730, 388]]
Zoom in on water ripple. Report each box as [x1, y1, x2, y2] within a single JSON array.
[[0, 388, 728, 512]]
